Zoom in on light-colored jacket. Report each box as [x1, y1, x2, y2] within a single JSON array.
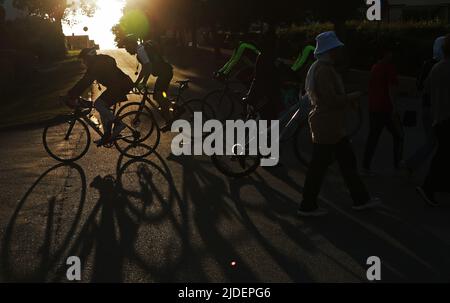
[[306, 60, 350, 144]]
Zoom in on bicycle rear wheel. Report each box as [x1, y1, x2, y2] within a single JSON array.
[[43, 117, 91, 162], [114, 110, 159, 159], [116, 103, 159, 145]]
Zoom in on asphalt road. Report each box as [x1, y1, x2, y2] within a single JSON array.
[[0, 48, 449, 282]]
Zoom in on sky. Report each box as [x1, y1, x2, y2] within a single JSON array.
[[62, 0, 126, 49]]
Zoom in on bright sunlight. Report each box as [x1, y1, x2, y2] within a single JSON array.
[[63, 0, 126, 50]]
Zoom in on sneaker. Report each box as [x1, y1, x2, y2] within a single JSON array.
[[416, 186, 439, 207], [297, 207, 329, 217], [94, 134, 112, 147], [352, 197, 382, 211]]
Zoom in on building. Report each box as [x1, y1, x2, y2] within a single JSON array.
[[65, 34, 99, 50], [387, 0, 450, 22]]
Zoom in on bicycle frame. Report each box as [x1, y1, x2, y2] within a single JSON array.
[[230, 95, 307, 157], [64, 103, 135, 144], [131, 83, 187, 119]]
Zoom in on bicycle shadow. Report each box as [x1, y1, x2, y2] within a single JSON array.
[[44, 153, 187, 282], [168, 153, 270, 282], [226, 174, 316, 282], [0, 163, 87, 282]]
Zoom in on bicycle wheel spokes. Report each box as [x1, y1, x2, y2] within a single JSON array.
[[119, 110, 157, 144], [43, 118, 91, 162], [114, 111, 160, 159], [204, 90, 235, 121]]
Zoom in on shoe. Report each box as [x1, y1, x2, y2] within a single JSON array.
[[352, 197, 382, 211], [297, 207, 329, 217], [416, 186, 439, 207], [94, 135, 112, 147], [360, 168, 376, 177], [112, 122, 126, 139]]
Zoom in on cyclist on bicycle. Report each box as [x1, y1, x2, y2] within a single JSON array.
[[215, 35, 261, 85], [244, 24, 284, 120], [123, 34, 174, 125], [65, 47, 133, 146]]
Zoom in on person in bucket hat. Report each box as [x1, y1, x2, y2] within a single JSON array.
[[298, 31, 381, 217], [313, 31, 344, 56]]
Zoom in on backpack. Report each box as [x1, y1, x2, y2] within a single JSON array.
[[142, 40, 171, 76]]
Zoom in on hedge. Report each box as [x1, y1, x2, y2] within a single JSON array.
[[278, 21, 450, 76]]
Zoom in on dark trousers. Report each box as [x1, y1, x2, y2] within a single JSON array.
[[363, 112, 404, 170], [423, 119, 450, 193], [301, 138, 370, 211]]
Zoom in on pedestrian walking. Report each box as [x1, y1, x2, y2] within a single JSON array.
[[362, 45, 403, 175], [417, 34, 450, 206], [402, 37, 445, 174], [298, 31, 381, 217]]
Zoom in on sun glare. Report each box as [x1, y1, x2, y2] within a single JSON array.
[[63, 0, 126, 50]]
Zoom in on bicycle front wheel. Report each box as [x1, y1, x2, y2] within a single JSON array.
[[43, 117, 91, 162], [203, 89, 236, 121]]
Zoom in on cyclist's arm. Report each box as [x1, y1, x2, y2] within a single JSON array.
[[218, 47, 238, 74], [68, 71, 94, 97], [136, 46, 152, 85], [219, 43, 260, 75], [291, 45, 315, 72]]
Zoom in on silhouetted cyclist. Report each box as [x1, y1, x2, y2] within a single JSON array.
[[123, 34, 174, 125], [244, 24, 284, 120], [65, 48, 133, 146], [215, 38, 261, 85]]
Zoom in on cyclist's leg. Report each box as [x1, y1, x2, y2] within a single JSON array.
[[94, 93, 115, 138], [154, 69, 174, 122]]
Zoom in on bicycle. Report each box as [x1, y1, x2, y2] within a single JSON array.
[[116, 79, 215, 143], [43, 96, 157, 162], [203, 74, 249, 121], [211, 93, 363, 178]]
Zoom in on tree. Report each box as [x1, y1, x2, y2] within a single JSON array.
[[12, 0, 95, 34]]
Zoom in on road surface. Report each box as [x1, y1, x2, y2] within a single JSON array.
[[0, 48, 449, 282]]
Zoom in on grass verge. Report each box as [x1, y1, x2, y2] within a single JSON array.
[[0, 51, 85, 129]]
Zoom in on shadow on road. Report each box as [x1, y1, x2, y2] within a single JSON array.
[[1, 163, 87, 282]]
